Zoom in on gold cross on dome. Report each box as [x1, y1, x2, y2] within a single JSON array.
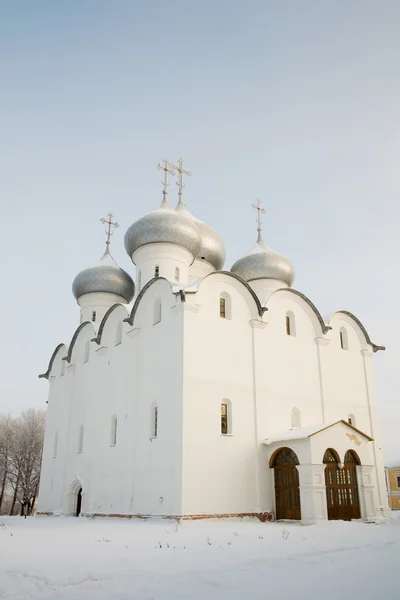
[[171, 157, 192, 206], [251, 199, 266, 234], [100, 212, 119, 249]]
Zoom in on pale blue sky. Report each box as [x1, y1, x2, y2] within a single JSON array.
[[1, 1, 399, 461]]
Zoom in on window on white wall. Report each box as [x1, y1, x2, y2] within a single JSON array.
[[286, 311, 296, 336], [348, 414, 356, 427], [153, 298, 162, 324], [92, 311, 96, 322], [110, 415, 117, 446], [152, 405, 158, 438], [154, 265, 160, 277], [175, 266, 180, 281], [220, 293, 231, 319], [221, 399, 232, 434], [340, 327, 349, 350], [291, 407, 301, 428], [78, 425, 84, 453], [115, 320, 123, 346], [53, 432, 58, 458]]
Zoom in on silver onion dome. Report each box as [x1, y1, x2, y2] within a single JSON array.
[[124, 201, 201, 261], [72, 248, 135, 302], [231, 233, 295, 286], [176, 205, 226, 270]]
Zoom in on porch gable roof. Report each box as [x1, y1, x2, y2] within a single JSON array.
[[263, 420, 373, 446]]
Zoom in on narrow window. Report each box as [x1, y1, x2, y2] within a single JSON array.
[[340, 327, 348, 350], [153, 298, 162, 324], [175, 266, 180, 281], [291, 407, 301, 428], [115, 320, 123, 345], [221, 400, 232, 434], [110, 415, 117, 446], [285, 311, 296, 336], [53, 432, 58, 458], [221, 403, 228, 434], [78, 425, 84, 453], [220, 297, 226, 318], [286, 315, 291, 335], [153, 406, 158, 438], [138, 270, 141, 292], [155, 265, 160, 277], [92, 311, 96, 322], [348, 414, 355, 427], [397, 476, 400, 488]]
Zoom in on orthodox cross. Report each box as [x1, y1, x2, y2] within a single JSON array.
[[251, 199, 266, 237], [171, 157, 191, 207], [100, 212, 119, 251], [157, 159, 175, 206]]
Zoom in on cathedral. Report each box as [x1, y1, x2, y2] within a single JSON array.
[[37, 159, 390, 523]]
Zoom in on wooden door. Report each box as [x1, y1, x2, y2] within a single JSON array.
[[324, 449, 361, 521], [272, 448, 301, 520]]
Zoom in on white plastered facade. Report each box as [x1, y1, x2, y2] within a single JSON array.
[[38, 263, 390, 523]]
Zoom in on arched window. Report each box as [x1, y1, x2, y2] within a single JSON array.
[[115, 320, 123, 345], [348, 414, 356, 427], [286, 311, 296, 336], [291, 407, 301, 428], [53, 432, 58, 458], [92, 311, 96, 322], [221, 399, 232, 435], [344, 449, 361, 465], [220, 292, 231, 319], [138, 270, 142, 292], [175, 267, 180, 281], [340, 327, 348, 350], [154, 265, 160, 278], [153, 298, 162, 324], [78, 425, 84, 453], [271, 447, 300, 467], [151, 405, 158, 438], [323, 448, 340, 464], [110, 415, 117, 446]]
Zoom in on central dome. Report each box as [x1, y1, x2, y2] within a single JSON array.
[[231, 234, 295, 286], [124, 202, 201, 262], [176, 205, 226, 270]]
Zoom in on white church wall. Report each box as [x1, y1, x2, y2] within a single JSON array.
[[130, 279, 184, 516], [132, 243, 193, 290], [181, 275, 260, 515], [78, 291, 126, 324]]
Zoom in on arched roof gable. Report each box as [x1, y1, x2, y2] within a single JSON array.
[[124, 277, 175, 327], [330, 311, 385, 352], [63, 321, 95, 364], [185, 271, 267, 319], [92, 303, 129, 345], [38, 343, 67, 380], [265, 288, 331, 336]]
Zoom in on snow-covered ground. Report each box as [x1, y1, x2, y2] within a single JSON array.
[[1, 515, 399, 599]]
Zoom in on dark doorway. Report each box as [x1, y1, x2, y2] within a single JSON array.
[[272, 447, 301, 520], [76, 487, 82, 517], [323, 449, 361, 520]]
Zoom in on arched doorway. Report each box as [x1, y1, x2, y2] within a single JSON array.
[[76, 488, 82, 517], [323, 449, 361, 520], [271, 447, 301, 520]]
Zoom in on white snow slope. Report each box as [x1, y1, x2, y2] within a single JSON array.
[[0, 515, 399, 599]]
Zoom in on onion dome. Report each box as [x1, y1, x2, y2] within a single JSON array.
[[72, 247, 135, 302], [176, 204, 226, 270], [231, 231, 295, 286], [124, 198, 201, 262]]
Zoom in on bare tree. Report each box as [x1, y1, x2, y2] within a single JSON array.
[[0, 415, 14, 511], [8, 409, 46, 517]]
